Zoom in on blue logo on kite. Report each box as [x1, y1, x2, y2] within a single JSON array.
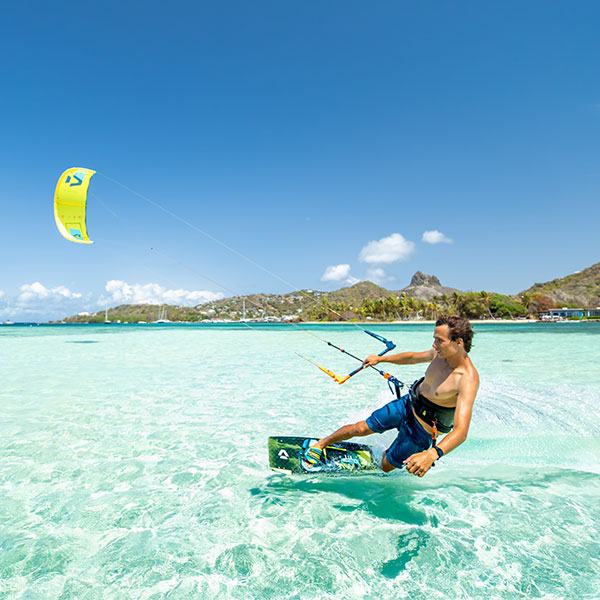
[[69, 228, 83, 239], [66, 174, 83, 187]]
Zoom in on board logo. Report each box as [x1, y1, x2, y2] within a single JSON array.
[[278, 449, 289, 460]]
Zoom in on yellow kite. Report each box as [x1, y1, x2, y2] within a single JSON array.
[[54, 167, 96, 244]]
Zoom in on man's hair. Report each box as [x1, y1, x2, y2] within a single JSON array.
[[435, 315, 474, 352]]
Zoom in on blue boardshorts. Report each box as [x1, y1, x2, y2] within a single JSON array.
[[366, 393, 432, 469]]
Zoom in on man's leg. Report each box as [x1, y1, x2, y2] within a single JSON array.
[[304, 420, 374, 464], [315, 420, 374, 450]]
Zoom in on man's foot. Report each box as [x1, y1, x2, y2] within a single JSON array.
[[302, 446, 324, 465]]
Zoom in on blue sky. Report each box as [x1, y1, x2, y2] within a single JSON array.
[[1, 1, 598, 321]]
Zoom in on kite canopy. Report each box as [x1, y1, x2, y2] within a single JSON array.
[[54, 167, 96, 244]]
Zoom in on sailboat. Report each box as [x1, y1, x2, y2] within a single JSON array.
[[239, 297, 251, 322], [3, 301, 15, 325], [155, 305, 171, 323]]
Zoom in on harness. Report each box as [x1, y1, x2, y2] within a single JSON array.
[[386, 375, 449, 463], [408, 377, 455, 433]]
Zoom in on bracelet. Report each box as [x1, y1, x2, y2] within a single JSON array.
[[433, 445, 444, 459]]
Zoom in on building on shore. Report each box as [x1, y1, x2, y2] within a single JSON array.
[[540, 307, 600, 320]]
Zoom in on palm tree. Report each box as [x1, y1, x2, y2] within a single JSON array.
[[427, 302, 438, 320], [397, 293, 409, 320], [361, 298, 376, 319], [452, 291, 462, 315], [384, 296, 399, 320], [479, 290, 494, 319], [441, 293, 450, 313], [407, 296, 419, 319], [520, 292, 532, 315]]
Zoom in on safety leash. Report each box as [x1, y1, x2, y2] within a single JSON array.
[[431, 420, 444, 466]]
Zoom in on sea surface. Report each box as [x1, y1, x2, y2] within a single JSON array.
[[1, 322, 599, 599]]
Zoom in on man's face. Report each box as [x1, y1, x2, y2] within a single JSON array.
[[432, 324, 460, 358]]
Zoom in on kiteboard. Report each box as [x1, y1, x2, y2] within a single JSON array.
[[268, 436, 381, 475]]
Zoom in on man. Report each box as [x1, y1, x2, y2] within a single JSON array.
[[303, 315, 479, 477]]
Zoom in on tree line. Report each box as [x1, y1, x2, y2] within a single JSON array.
[[305, 291, 561, 321]]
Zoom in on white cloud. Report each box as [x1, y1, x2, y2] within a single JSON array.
[[320, 265, 360, 286], [0, 290, 4, 299], [366, 267, 395, 285], [321, 264, 351, 282], [10, 282, 88, 320], [18, 282, 83, 303], [359, 233, 415, 264], [422, 230, 453, 244], [3, 280, 224, 322], [101, 280, 223, 307]]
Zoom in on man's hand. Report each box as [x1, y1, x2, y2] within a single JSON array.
[[363, 354, 381, 367], [403, 448, 437, 477]]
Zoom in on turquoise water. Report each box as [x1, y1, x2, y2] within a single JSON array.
[[1, 322, 599, 599]]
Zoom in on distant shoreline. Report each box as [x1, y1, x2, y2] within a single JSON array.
[[3, 318, 589, 326], [302, 319, 537, 325]]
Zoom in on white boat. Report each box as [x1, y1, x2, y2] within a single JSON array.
[[155, 306, 171, 323]]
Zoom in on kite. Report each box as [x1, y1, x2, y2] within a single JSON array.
[[54, 167, 96, 244]]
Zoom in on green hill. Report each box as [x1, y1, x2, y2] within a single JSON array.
[[520, 261, 600, 308], [57, 262, 600, 323], [59, 280, 417, 323]]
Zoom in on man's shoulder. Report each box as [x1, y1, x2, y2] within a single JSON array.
[[462, 356, 478, 374], [466, 358, 479, 378], [460, 360, 480, 392]]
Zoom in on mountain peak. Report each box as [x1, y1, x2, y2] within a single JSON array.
[[398, 271, 460, 302], [409, 271, 442, 287]]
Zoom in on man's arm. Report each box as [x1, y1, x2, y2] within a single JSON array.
[[434, 374, 478, 455], [403, 372, 479, 477], [364, 349, 435, 367]]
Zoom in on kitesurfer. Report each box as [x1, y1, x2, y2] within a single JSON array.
[[303, 315, 479, 477]]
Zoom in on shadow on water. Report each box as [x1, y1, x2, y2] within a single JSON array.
[[250, 473, 429, 524], [250, 464, 600, 583], [250, 474, 437, 582], [380, 528, 431, 579], [65, 340, 100, 344], [253, 464, 600, 510], [432, 463, 600, 493]]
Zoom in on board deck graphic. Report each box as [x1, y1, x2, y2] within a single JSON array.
[[268, 436, 381, 475]]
